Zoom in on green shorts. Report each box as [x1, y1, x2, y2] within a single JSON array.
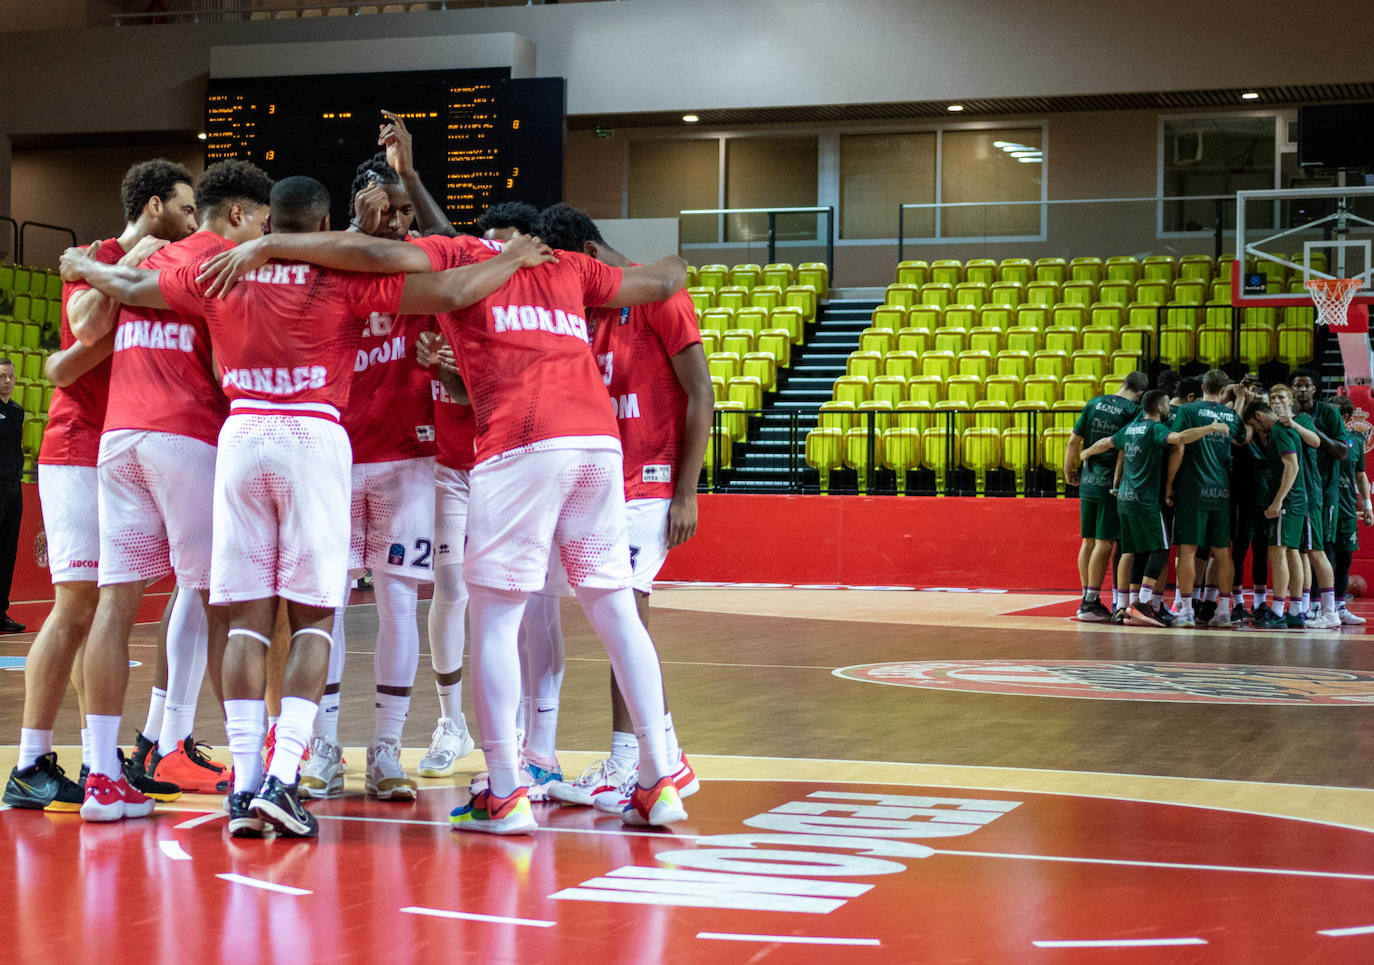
[[1269, 507, 1313, 551], [1079, 495, 1120, 541], [1172, 507, 1231, 549], [1336, 514, 1360, 553], [1120, 511, 1169, 555], [1306, 508, 1326, 549]]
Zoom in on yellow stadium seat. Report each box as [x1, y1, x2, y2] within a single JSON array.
[[985, 375, 1020, 407], [969, 327, 1002, 355], [1196, 325, 1232, 367], [1110, 349, 1144, 379], [1033, 350, 1068, 380], [1098, 280, 1133, 305], [882, 427, 922, 491], [920, 283, 955, 308], [756, 329, 791, 367], [22, 420, 44, 456], [1171, 279, 1207, 304], [941, 305, 977, 331], [935, 402, 973, 434], [1159, 326, 1195, 369], [710, 376, 724, 401], [907, 305, 943, 331], [1026, 281, 1061, 306], [1004, 328, 1040, 354], [1202, 302, 1231, 332], [930, 259, 963, 285], [1051, 303, 1088, 330], [920, 351, 956, 381], [735, 307, 770, 334], [685, 265, 698, 287], [1061, 374, 1098, 404], [698, 330, 720, 357], [1134, 280, 1169, 305], [871, 305, 907, 331], [1119, 323, 1154, 356], [716, 286, 750, 311], [1050, 399, 1083, 430], [962, 427, 1003, 495], [784, 285, 818, 321], [953, 282, 990, 307], [796, 263, 829, 299], [956, 350, 992, 381], [833, 375, 871, 406], [1209, 279, 1232, 303], [1060, 281, 1096, 307], [859, 327, 896, 354], [1022, 374, 1060, 406], [907, 376, 942, 407], [730, 264, 762, 290], [1105, 256, 1139, 283], [972, 401, 1011, 432], [933, 328, 967, 355], [703, 426, 733, 487], [871, 376, 907, 410], [1001, 425, 1036, 495], [726, 375, 763, 410], [895, 260, 929, 286], [847, 351, 883, 380], [965, 259, 998, 286], [857, 399, 896, 435], [1070, 257, 1104, 284], [698, 265, 729, 289], [1164, 303, 1201, 331], [1087, 302, 1125, 330], [1043, 326, 1079, 355], [1238, 325, 1275, 367], [999, 258, 1032, 285], [687, 287, 715, 313], [1125, 301, 1159, 330], [763, 263, 795, 289], [885, 283, 921, 309], [1242, 305, 1278, 331], [4, 322, 22, 346], [946, 375, 981, 407], [1041, 427, 1074, 494], [1179, 255, 1214, 282], [720, 329, 754, 357], [843, 425, 884, 493], [1278, 324, 1314, 367], [883, 350, 919, 380], [805, 428, 843, 493], [979, 304, 1015, 330], [708, 351, 742, 381], [896, 327, 931, 354], [990, 281, 1024, 307], [1014, 305, 1050, 331], [715, 400, 748, 442], [1071, 349, 1108, 382], [817, 400, 858, 433], [1142, 255, 1177, 284], [700, 307, 735, 335], [742, 352, 777, 392], [895, 400, 936, 433], [750, 285, 783, 311], [1081, 328, 1116, 355], [769, 306, 806, 345], [1034, 258, 1067, 284], [995, 350, 1031, 381], [921, 426, 962, 494]]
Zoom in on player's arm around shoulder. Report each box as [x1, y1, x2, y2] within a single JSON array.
[[602, 255, 689, 308], [398, 234, 557, 314], [62, 236, 171, 343], [45, 330, 115, 388]]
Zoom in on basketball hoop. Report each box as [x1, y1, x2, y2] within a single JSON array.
[[1306, 277, 1361, 327]]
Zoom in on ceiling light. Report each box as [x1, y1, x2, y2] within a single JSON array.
[[1241, 91, 1260, 100], [999, 143, 1026, 152], [947, 104, 964, 112], [1017, 157, 1041, 163], [682, 114, 699, 123], [197, 132, 208, 140], [993, 141, 1009, 148], [1010, 151, 1039, 157]]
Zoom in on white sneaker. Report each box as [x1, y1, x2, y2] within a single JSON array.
[[417, 716, 475, 778], [366, 737, 417, 801], [297, 737, 345, 799], [1314, 608, 1343, 629], [591, 752, 700, 813], [519, 754, 563, 802], [548, 757, 634, 806], [1338, 606, 1366, 625], [1206, 611, 1234, 629]]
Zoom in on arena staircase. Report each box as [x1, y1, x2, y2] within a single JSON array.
[[716, 292, 881, 492]]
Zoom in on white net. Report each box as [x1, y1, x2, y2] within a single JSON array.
[[1306, 278, 1361, 327]]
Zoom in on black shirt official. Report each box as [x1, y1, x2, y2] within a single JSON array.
[[0, 358, 26, 633]]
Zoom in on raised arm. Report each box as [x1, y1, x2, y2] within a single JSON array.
[[45, 330, 115, 387], [60, 243, 169, 313], [65, 235, 169, 344], [395, 235, 556, 315], [598, 256, 688, 308], [198, 231, 435, 297], [380, 110, 456, 238]]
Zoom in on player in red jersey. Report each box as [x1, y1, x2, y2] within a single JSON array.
[[63, 175, 556, 837], [70, 161, 275, 820], [534, 206, 712, 812], [3, 159, 197, 815], [195, 220, 692, 831]]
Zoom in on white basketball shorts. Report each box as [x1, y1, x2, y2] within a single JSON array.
[[210, 412, 352, 608], [349, 456, 436, 580], [625, 497, 672, 594], [97, 429, 216, 589], [465, 438, 633, 594], [433, 464, 469, 571], [37, 463, 99, 583]]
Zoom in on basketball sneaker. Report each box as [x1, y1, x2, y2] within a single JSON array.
[[1231, 602, 1251, 624], [1110, 607, 1127, 624], [1196, 600, 1217, 623], [127, 730, 157, 781], [1124, 603, 1164, 628], [417, 716, 475, 778], [1251, 609, 1285, 630], [548, 757, 635, 806], [1075, 600, 1111, 622], [450, 786, 536, 835], [226, 790, 267, 838], [1171, 608, 1195, 628], [153, 737, 229, 794], [520, 754, 563, 802], [1338, 605, 1366, 625], [622, 776, 687, 827], [250, 776, 318, 838], [80, 771, 156, 822], [120, 749, 182, 802], [592, 753, 700, 813], [1153, 602, 1176, 628], [1206, 610, 1234, 630], [365, 737, 417, 801], [1285, 612, 1306, 630], [1309, 606, 1342, 630], [298, 737, 345, 799], [3, 752, 84, 812]]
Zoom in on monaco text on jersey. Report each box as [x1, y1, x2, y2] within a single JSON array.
[[491, 304, 590, 342], [115, 319, 196, 353], [222, 365, 327, 394]]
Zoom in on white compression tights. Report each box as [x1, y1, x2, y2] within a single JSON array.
[[159, 587, 208, 752], [427, 562, 468, 680], [518, 590, 565, 760]]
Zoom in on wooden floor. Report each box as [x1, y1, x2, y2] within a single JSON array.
[[2, 588, 1373, 962]]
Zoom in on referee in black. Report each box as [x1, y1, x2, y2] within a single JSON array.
[[0, 357, 25, 633]]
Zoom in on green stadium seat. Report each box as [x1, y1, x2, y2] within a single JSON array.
[[1081, 328, 1116, 355], [1159, 326, 1195, 369], [1134, 280, 1169, 305], [953, 282, 989, 307], [1061, 374, 1098, 404], [832, 375, 871, 406], [989, 281, 1024, 307], [1033, 350, 1068, 380], [1105, 256, 1140, 283], [1238, 325, 1275, 367], [882, 427, 922, 487], [843, 424, 884, 492], [907, 304, 943, 331], [972, 401, 1011, 433], [895, 260, 929, 286], [1179, 255, 1214, 282], [882, 350, 918, 380], [1026, 281, 1061, 307], [945, 375, 981, 408], [846, 350, 883, 380], [1050, 303, 1088, 330], [870, 305, 907, 331], [964, 259, 998, 286], [1023, 374, 1060, 406], [985, 375, 1020, 407], [762, 263, 794, 289], [1033, 258, 1067, 284], [934, 325, 969, 354], [979, 304, 1015, 330], [1196, 325, 1232, 367], [1005, 328, 1040, 354], [749, 285, 783, 311], [699, 330, 720, 356], [796, 263, 828, 299], [697, 265, 728, 289], [1014, 305, 1050, 331], [858, 398, 896, 434], [956, 350, 992, 381], [895, 327, 931, 354], [1142, 255, 1176, 284], [1110, 350, 1144, 379], [919, 350, 955, 381], [1098, 280, 1133, 305], [1070, 349, 1107, 382], [871, 376, 907, 410], [996, 350, 1030, 381], [1043, 326, 1079, 355], [1060, 281, 1096, 307], [1087, 302, 1124, 330], [1277, 325, 1314, 367], [968, 327, 1002, 355], [1070, 257, 1104, 284], [1119, 324, 1154, 356], [859, 327, 895, 354], [907, 376, 941, 407], [919, 283, 955, 308], [942, 305, 977, 330], [730, 264, 762, 290], [885, 283, 920, 309], [1172, 279, 1207, 303]]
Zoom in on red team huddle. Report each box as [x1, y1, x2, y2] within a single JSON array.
[[5, 113, 708, 838]]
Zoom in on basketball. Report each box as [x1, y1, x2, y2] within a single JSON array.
[[1350, 575, 1367, 598]]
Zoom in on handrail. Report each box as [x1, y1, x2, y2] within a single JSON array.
[[678, 206, 836, 283], [18, 222, 77, 267]]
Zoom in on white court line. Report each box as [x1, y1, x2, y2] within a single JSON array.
[[1319, 924, 1374, 936], [936, 849, 1374, 882], [698, 932, 880, 947], [564, 656, 839, 671], [317, 812, 696, 841], [1033, 938, 1207, 948], [158, 840, 191, 861], [217, 873, 312, 896], [401, 906, 555, 928], [174, 811, 225, 830]]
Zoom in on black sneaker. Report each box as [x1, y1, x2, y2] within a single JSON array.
[[1231, 602, 1251, 624], [3, 752, 84, 811], [1153, 602, 1177, 628], [1286, 612, 1306, 630], [227, 790, 269, 838], [119, 749, 182, 802], [250, 776, 318, 838], [1196, 600, 1217, 623], [1252, 602, 1273, 622], [1076, 599, 1111, 622], [1110, 607, 1128, 624], [127, 730, 156, 781], [78, 764, 88, 788], [0, 614, 26, 633]]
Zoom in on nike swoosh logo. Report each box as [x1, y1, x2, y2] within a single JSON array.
[[537, 708, 555, 714]]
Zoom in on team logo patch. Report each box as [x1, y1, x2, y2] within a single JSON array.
[[415, 425, 435, 443], [833, 659, 1374, 705], [387, 542, 406, 566], [641, 464, 671, 484]]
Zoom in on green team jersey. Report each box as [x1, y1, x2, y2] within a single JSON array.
[[1312, 400, 1345, 505], [1072, 394, 1140, 498], [1112, 417, 1173, 516], [1294, 413, 1324, 511], [1173, 399, 1245, 510], [1337, 428, 1367, 520], [1264, 423, 1307, 514]]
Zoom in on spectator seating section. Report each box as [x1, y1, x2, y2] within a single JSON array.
[[0, 263, 60, 477]]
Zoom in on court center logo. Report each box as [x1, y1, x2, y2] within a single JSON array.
[[833, 659, 1374, 705]]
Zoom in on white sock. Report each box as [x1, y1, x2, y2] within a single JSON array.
[[224, 699, 266, 794], [526, 698, 559, 763], [1301, 590, 1311, 613], [609, 730, 637, 771], [18, 728, 52, 770], [663, 711, 680, 763], [1112, 589, 1124, 610], [1138, 586, 1154, 605], [1322, 589, 1337, 613], [1273, 598, 1286, 617], [141, 687, 167, 740], [80, 727, 92, 770], [633, 723, 670, 788], [159, 701, 195, 756], [315, 689, 341, 743], [269, 695, 318, 784], [1191, 586, 1203, 603], [1215, 596, 1231, 619], [436, 681, 460, 721], [374, 691, 410, 745], [1129, 590, 1139, 605], [1203, 586, 1219, 602], [85, 714, 122, 780], [483, 738, 521, 798]]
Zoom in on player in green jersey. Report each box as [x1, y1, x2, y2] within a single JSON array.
[[1331, 395, 1372, 625], [1080, 390, 1229, 628], [1292, 372, 1349, 627], [1065, 372, 1148, 621]]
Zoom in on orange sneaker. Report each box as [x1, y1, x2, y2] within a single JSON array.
[[152, 737, 229, 794]]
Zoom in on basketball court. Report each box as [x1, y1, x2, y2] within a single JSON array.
[[2, 586, 1371, 962]]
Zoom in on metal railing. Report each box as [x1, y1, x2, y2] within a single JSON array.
[[18, 221, 77, 268], [679, 206, 835, 282], [112, 1, 567, 25]]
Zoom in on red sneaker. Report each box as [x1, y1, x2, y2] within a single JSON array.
[[80, 772, 156, 822], [152, 738, 229, 794], [621, 775, 687, 827], [670, 753, 700, 798]]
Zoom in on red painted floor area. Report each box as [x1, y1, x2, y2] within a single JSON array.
[[4, 781, 1372, 963]]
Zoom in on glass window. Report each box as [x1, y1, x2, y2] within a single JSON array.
[[725, 136, 819, 242], [1162, 116, 1276, 231], [840, 132, 936, 240], [628, 139, 719, 245], [941, 128, 1043, 238]]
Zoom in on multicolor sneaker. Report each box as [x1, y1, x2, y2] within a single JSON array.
[[226, 790, 267, 838], [520, 755, 563, 802], [622, 776, 687, 827], [670, 753, 700, 798], [1285, 612, 1306, 630], [80, 771, 156, 822], [298, 737, 345, 799], [152, 737, 229, 794], [1252, 609, 1286, 630], [548, 757, 635, 806], [120, 749, 182, 802], [417, 716, 475, 778], [3, 752, 85, 811], [365, 737, 417, 801], [1171, 609, 1196, 628], [250, 776, 318, 838], [1125, 604, 1164, 628], [450, 786, 536, 835]]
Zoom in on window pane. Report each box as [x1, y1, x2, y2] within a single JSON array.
[[629, 139, 719, 245], [1162, 116, 1275, 231], [941, 128, 1043, 238], [841, 132, 936, 239], [725, 136, 819, 243]]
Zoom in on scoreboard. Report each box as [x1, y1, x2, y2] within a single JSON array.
[[205, 68, 565, 230]]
